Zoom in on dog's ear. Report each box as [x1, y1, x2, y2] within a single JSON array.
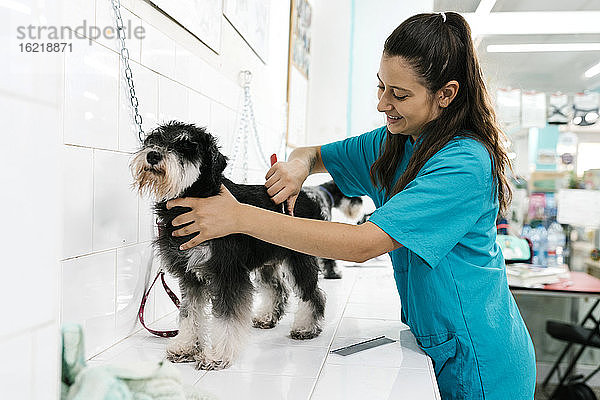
[[211, 151, 227, 176]]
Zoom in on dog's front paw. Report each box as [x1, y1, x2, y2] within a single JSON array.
[[194, 354, 231, 371], [252, 315, 277, 329], [166, 350, 196, 363], [166, 339, 200, 363], [290, 326, 322, 340]]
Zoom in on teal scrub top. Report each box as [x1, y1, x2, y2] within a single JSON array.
[[321, 126, 536, 400]]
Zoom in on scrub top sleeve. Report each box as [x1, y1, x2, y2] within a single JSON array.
[[320, 126, 386, 198], [368, 141, 491, 268]]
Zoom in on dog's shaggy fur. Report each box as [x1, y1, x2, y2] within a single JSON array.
[[130, 121, 326, 370], [304, 181, 363, 279]]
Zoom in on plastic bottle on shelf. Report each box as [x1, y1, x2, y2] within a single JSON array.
[[521, 224, 532, 240], [531, 224, 548, 266], [547, 221, 566, 267], [538, 225, 549, 266]]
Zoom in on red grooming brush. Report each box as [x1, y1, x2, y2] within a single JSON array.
[[270, 154, 286, 214]]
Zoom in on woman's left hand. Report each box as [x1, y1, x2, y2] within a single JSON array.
[[166, 185, 243, 250]]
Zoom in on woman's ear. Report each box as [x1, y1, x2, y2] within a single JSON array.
[[438, 80, 459, 108]]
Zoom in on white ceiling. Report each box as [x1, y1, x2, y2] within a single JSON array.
[[433, 0, 600, 93]]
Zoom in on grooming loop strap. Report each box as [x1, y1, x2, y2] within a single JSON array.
[[138, 270, 181, 337]]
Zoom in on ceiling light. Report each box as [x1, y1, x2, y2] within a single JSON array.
[[585, 62, 600, 78], [487, 43, 600, 53]]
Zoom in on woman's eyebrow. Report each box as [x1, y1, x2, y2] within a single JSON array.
[[376, 73, 412, 93]]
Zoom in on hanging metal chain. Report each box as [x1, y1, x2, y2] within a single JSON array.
[[225, 70, 288, 182], [111, 0, 144, 143]]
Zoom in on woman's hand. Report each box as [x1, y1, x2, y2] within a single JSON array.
[[166, 185, 244, 250], [264, 159, 310, 216]]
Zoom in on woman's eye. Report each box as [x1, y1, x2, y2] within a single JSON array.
[[377, 84, 407, 100]]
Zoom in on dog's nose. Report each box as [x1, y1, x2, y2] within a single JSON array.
[[146, 151, 162, 165]]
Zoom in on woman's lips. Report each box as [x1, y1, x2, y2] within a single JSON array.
[[387, 115, 403, 124]]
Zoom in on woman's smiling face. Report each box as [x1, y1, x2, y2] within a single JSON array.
[[376, 54, 441, 139]]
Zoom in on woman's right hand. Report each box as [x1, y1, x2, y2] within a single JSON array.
[[265, 158, 309, 216]]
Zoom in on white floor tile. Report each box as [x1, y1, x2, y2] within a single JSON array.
[[226, 343, 328, 378], [327, 332, 429, 370], [88, 268, 439, 398], [196, 371, 315, 400], [344, 302, 402, 320], [311, 364, 400, 400], [336, 317, 410, 340], [312, 364, 438, 400]]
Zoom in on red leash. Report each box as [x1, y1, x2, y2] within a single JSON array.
[[138, 268, 180, 337]]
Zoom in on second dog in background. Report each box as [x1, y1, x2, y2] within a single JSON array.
[[304, 180, 364, 279]]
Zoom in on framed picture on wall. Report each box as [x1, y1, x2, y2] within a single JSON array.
[[290, 0, 311, 78], [286, 0, 312, 147], [223, 0, 270, 63], [151, 0, 223, 53]]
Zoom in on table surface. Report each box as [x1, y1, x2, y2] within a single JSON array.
[[510, 271, 600, 297]]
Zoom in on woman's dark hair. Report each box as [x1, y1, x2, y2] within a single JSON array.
[[369, 12, 512, 214]]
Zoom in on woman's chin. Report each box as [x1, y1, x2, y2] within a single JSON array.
[[387, 125, 411, 136]]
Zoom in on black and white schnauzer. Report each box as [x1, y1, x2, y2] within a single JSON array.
[[304, 181, 363, 279], [130, 121, 326, 370]]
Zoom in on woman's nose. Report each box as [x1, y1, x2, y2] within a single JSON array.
[[377, 92, 393, 113]]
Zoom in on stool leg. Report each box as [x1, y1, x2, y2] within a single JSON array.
[[543, 342, 573, 388], [549, 344, 588, 400]]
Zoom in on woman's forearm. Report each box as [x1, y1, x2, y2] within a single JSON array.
[[236, 203, 390, 263], [287, 146, 327, 175]]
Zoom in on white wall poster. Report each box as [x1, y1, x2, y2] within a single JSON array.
[[152, 0, 223, 53], [224, 0, 270, 63]]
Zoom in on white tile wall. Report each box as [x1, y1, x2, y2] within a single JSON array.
[[138, 194, 156, 243], [62, 251, 117, 358], [210, 100, 237, 156], [119, 61, 159, 152], [95, 1, 142, 63], [92, 149, 139, 251], [62, 145, 94, 259], [116, 243, 153, 339], [157, 75, 189, 123], [187, 90, 211, 128], [32, 323, 61, 400], [5, 0, 294, 397], [0, 333, 33, 400], [1, 4, 63, 398], [64, 42, 120, 150], [140, 21, 176, 77]]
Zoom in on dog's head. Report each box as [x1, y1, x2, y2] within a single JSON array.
[[130, 121, 227, 201], [320, 180, 364, 219]]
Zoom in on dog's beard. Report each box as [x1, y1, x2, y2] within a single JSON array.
[[130, 148, 201, 201]]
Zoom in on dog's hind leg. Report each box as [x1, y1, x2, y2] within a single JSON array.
[[166, 280, 208, 363], [253, 263, 289, 329], [195, 263, 253, 371], [321, 258, 342, 279], [286, 254, 326, 340]]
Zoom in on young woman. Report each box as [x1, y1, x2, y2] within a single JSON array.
[[167, 12, 536, 399]]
